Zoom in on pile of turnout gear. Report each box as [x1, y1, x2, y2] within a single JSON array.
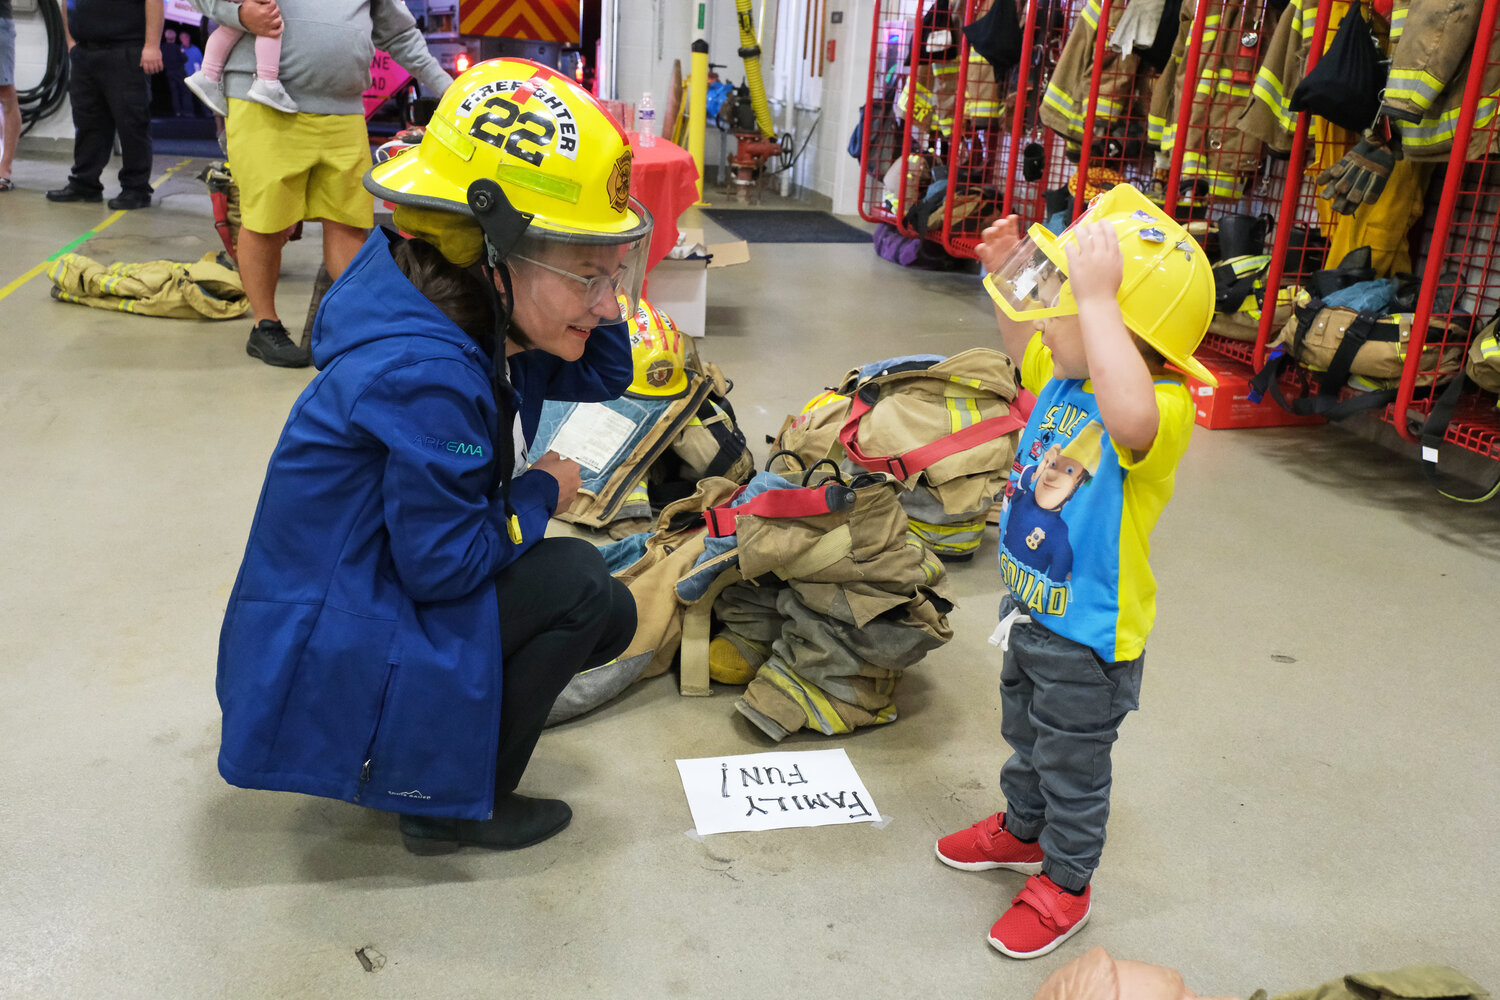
[[1249, 246, 1472, 418], [47, 251, 248, 320], [546, 347, 1032, 740]]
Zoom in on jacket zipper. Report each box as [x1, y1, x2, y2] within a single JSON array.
[[354, 662, 397, 803]]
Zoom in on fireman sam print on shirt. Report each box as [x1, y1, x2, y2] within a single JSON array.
[[999, 418, 1105, 616], [463, 77, 582, 166]]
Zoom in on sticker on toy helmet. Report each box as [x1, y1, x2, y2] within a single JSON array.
[[1131, 209, 1157, 222], [463, 77, 580, 164], [645, 358, 677, 388], [1175, 238, 1195, 261], [1139, 227, 1167, 243]]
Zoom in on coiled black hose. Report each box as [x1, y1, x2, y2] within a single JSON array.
[[18, 0, 70, 135]]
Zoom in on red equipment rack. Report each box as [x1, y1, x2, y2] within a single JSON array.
[[935, 0, 1043, 256], [856, 4, 917, 227], [859, 1, 956, 234], [1391, 0, 1500, 468]]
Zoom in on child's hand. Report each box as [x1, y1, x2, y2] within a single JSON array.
[[1063, 222, 1124, 307], [240, 0, 285, 39], [976, 215, 1024, 276]]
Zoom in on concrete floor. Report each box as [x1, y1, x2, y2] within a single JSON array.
[[2, 152, 1499, 999]]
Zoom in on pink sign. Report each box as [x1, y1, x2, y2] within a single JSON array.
[[362, 50, 413, 119]]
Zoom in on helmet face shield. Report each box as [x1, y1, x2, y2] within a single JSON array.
[[511, 216, 650, 324], [982, 224, 1077, 323]]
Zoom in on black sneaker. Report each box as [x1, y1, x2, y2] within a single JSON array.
[[398, 793, 572, 855], [45, 185, 103, 203], [108, 190, 152, 210], [246, 319, 311, 368]]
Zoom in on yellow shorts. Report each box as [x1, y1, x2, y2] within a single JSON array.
[[225, 99, 374, 233]]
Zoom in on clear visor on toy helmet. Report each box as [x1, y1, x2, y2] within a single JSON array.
[[981, 223, 1079, 323], [508, 219, 650, 324]]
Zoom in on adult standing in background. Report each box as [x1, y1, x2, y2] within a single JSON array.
[[182, 25, 205, 115], [188, 0, 453, 368], [160, 27, 191, 116], [45, 0, 165, 210], [0, 0, 19, 192]]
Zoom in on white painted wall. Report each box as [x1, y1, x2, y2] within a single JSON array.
[[606, 0, 871, 213]]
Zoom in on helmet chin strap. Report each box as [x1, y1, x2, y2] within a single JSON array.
[[466, 179, 534, 539]]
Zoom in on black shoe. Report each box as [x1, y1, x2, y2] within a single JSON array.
[[399, 793, 572, 855], [45, 185, 103, 203], [245, 319, 311, 368], [108, 190, 152, 210]]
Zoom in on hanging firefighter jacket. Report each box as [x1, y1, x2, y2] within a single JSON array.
[[1380, 0, 1500, 161], [1147, 0, 1268, 199], [1236, 0, 1368, 152], [1041, 0, 1143, 142], [1237, 0, 1497, 162], [1235, 0, 1424, 277], [897, 0, 1007, 137], [1147, 4, 1192, 148]]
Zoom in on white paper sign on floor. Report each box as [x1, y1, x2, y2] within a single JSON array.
[[676, 749, 882, 836]]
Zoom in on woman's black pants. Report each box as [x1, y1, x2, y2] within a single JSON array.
[[491, 536, 636, 797]]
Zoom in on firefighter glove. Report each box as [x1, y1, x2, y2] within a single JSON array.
[[1316, 136, 1399, 215]]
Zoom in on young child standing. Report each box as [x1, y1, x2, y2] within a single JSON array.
[[185, 3, 298, 115], [935, 183, 1217, 960]]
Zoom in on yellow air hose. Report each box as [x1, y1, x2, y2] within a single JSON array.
[[734, 0, 776, 139]]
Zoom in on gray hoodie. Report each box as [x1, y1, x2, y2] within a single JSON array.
[[190, 0, 453, 116]]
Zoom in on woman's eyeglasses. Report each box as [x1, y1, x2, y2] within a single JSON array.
[[512, 255, 626, 306]]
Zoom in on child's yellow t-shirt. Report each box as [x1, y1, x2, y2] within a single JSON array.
[[995, 334, 1194, 662]]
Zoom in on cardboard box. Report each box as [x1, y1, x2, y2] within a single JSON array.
[[645, 228, 749, 338], [1186, 355, 1325, 430]]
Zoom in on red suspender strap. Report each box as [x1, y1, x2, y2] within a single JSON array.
[[838, 386, 1038, 479], [703, 483, 857, 537]]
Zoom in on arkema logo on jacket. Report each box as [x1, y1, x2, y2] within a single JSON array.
[[413, 434, 485, 457]]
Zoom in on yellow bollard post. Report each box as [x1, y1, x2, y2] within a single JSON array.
[[689, 39, 709, 205], [688, 1, 710, 205]]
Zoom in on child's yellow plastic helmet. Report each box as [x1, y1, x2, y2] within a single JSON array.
[[624, 296, 689, 398], [983, 183, 1217, 387], [365, 57, 653, 317]]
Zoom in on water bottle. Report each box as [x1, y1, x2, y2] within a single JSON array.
[[637, 92, 656, 147]]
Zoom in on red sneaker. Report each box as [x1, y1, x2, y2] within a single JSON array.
[[935, 812, 1045, 873], [988, 874, 1091, 959]]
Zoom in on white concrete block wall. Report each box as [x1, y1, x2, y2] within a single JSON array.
[[610, 0, 870, 212]]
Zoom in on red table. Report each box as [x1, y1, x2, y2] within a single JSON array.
[[629, 135, 701, 272]]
